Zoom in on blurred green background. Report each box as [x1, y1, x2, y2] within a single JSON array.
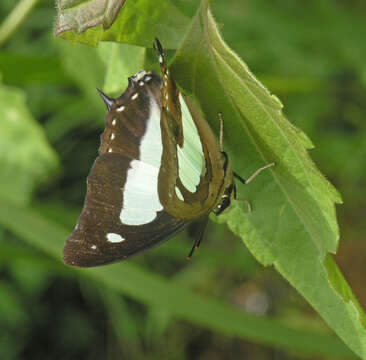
[[0, 0, 366, 359]]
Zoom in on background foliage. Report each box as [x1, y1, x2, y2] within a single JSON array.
[[0, 0, 366, 359]]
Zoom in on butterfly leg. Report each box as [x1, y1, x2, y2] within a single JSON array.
[[187, 216, 209, 260], [232, 163, 275, 211], [234, 162, 275, 185]]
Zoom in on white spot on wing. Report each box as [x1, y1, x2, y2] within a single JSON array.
[[91, 245, 97, 250], [131, 93, 138, 100], [177, 94, 205, 192], [175, 187, 184, 201], [112, 118, 116, 126], [120, 97, 163, 226], [110, 133, 115, 140], [107, 233, 125, 243], [117, 105, 125, 112]]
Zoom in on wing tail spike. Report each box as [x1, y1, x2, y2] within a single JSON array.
[[97, 88, 115, 111]]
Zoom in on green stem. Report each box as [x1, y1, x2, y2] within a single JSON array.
[[0, 0, 40, 47]]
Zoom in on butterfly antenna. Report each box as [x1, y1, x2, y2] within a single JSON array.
[[187, 216, 209, 260]]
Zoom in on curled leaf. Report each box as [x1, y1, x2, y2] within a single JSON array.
[[55, 0, 127, 35]]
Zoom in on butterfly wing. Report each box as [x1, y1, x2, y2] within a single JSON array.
[[64, 39, 231, 267], [155, 40, 229, 220], [63, 72, 188, 267]]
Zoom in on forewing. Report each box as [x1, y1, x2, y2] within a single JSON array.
[[63, 72, 188, 267]]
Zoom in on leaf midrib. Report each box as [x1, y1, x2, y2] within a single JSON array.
[[196, 7, 333, 255]]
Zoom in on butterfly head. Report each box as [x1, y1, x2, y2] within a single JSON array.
[[212, 183, 235, 215]]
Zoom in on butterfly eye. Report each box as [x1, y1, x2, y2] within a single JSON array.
[[213, 194, 232, 215], [212, 181, 236, 216]]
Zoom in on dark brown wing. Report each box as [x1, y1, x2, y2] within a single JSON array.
[[63, 72, 188, 267]]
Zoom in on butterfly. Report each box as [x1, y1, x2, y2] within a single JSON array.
[[63, 39, 274, 267]]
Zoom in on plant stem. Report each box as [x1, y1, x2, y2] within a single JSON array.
[[0, 0, 40, 47]]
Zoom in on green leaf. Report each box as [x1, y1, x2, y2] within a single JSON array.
[[56, 0, 191, 49], [97, 42, 146, 95], [0, 0, 40, 47], [0, 281, 27, 326], [56, 0, 127, 35], [56, 39, 106, 114], [44, 98, 98, 142], [171, 1, 366, 357], [0, 84, 58, 205], [0, 52, 71, 86], [0, 200, 355, 358], [56, 40, 147, 120]]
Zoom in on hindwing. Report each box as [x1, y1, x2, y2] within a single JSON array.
[[155, 42, 230, 220]]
